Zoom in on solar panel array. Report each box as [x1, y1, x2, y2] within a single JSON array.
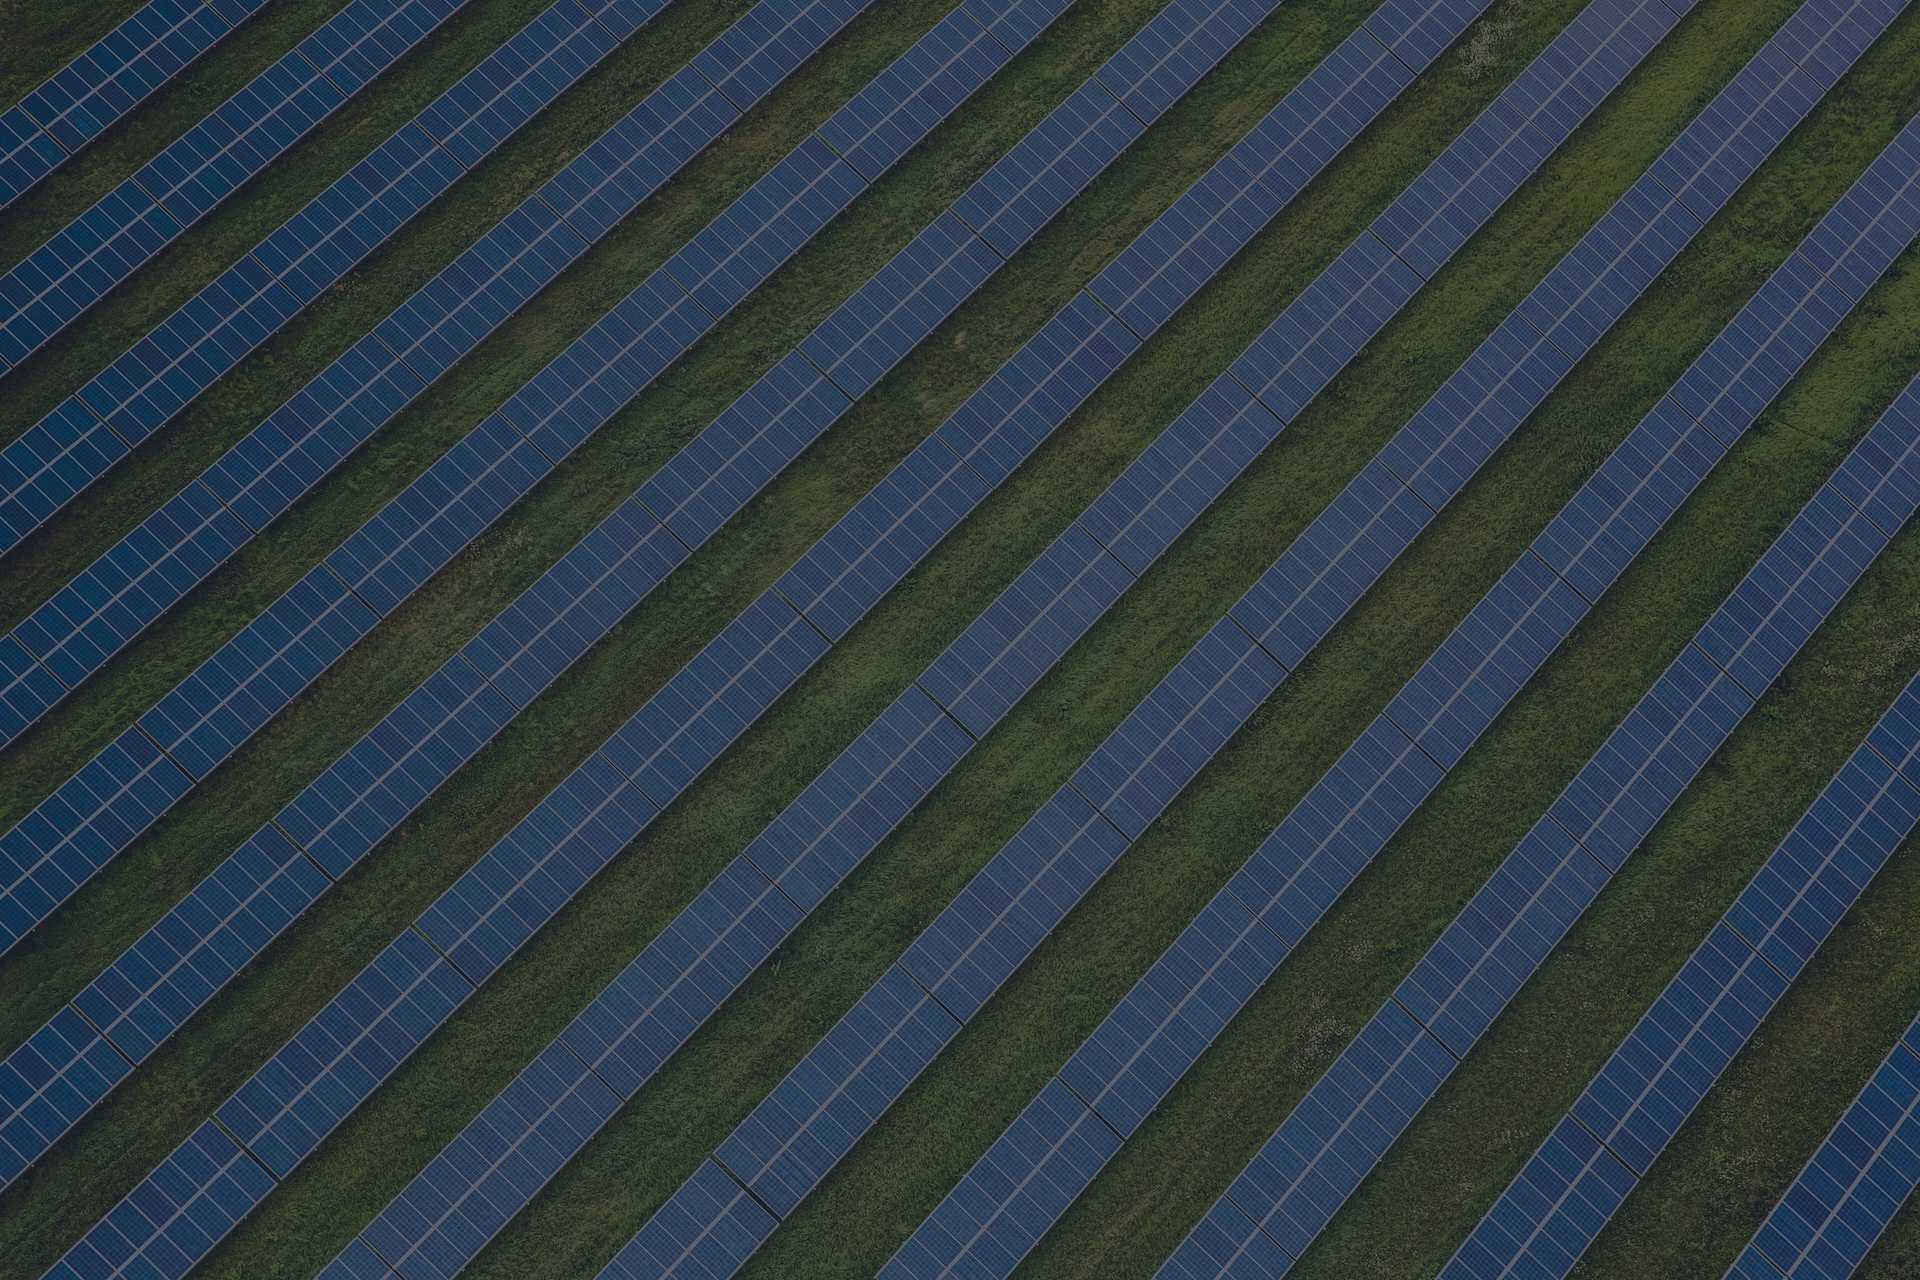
[[1157, 113, 1920, 1280], [597, 0, 1759, 1270], [1444, 642, 1920, 1280], [0, 0, 1067, 1202], [0, 0, 869, 755], [308, 0, 1417, 1271], [865, 4, 1906, 1273], [1725, 1011, 1920, 1280], [0, 0, 471, 374], [0, 0, 269, 210], [0, 0, 677, 557], [0, 0, 913, 958]]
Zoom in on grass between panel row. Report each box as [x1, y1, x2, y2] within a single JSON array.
[[0, 0, 1298, 1271]]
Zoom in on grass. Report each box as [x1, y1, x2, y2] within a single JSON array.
[[2, 0, 1918, 1277]]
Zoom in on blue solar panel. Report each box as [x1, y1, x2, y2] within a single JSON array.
[[718, 963, 960, 1215], [1228, 457, 1432, 671], [746, 684, 975, 914], [1159, 1192, 1294, 1280], [600, 1160, 777, 1280], [562, 853, 803, 1099], [0, 1006, 132, 1188], [1077, 376, 1279, 574], [817, 1, 1016, 182], [357, 1041, 622, 1279], [0, 0, 465, 371], [1551, 645, 1755, 870], [1227, 714, 1445, 946], [1395, 816, 1609, 1055], [1096, 0, 1277, 126], [1229, 230, 1424, 425], [607, 590, 832, 808], [1382, 552, 1587, 768], [639, 351, 855, 546], [800, 209, 1004, 401], [934, 291, 1142, 488], [42, 1119, 275, 1280], [664, 135, 867, 319], [1734, 1018, 1920, 1280], [1440, 1115, 1636, 1280], [1092, 25, 1411, 339], [1573, 923, 1789, 1174], [73, 826, 325, 1061], [0, 0, 268, 208], [901, 785, 1128, 1022], [917, 522, 1135, 737], [880, 1079, 1123, 1280], [418, 750, 658, 984], [1366, 0, 1502, 74], [215, 929, 470, 1176], [274, 655, 518, 878], [1221, 1000, 1454, 1260], [1070, 616, 1286, 838], [695, 0, 868, 115], [953, 78, 1146, 258], [775, 435, 995, 642], [1728, 742, 1920, 980], [1062, 884, 1290, 1137]]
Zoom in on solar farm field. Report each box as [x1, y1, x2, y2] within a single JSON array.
[[1, 1, 1917, 1278]]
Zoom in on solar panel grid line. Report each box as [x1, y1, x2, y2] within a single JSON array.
[[1155, 127, 1920, 1279], [0, 0, 472, 374], [879, 5, 1912, 1274], [0, 0, 271, 210], [1725, 1013, 1920, 1280], [0, 0, 910, 957], [19, 0, 1090, 1261], [1428, 411, 1920, 1280]]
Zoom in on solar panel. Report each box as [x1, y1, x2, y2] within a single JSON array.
[[880, 1079, 1124, 1280], [717, 963, 962, 1215], [599, 1160, 777, 1280], [1729, 1014, 1920, 1280], [0, 0, 271, 208], [0, 0, 467, 371]]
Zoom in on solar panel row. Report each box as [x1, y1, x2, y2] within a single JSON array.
[[1160, 113, 1920, 1280], [1444, 637, 1920, 1280], [0, 0, 908, 958], [0, 0, 1058, 1199], [602, 0, 1748, 1270], [0, 0, 471, 374], [1725, 1011, 1920, 1280], [881, 5, 1913, 1275], [0, 0, 677, 557], [0, 0, 871, 755], [0, 0, 269, 210]]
